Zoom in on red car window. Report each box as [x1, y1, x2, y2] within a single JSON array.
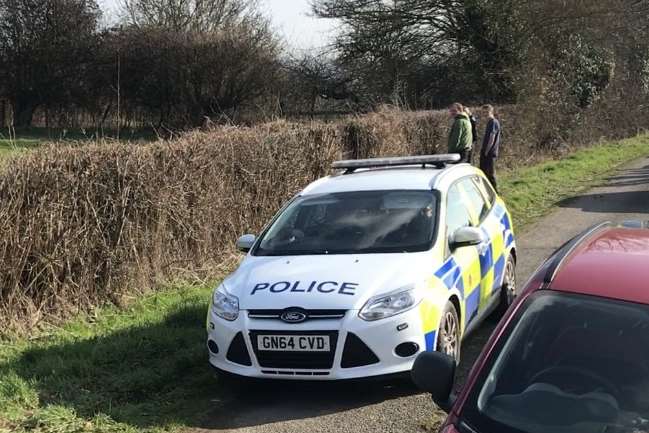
[[461, 291, 649, 433]]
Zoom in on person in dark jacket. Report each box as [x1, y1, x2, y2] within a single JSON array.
[[479, 104, 501, 191], [447, 103, 473, 163], [465, 107, 478, 164]]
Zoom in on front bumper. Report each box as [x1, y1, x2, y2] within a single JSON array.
[[206, 308, 429, 380]]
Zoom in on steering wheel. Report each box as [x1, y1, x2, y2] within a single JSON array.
[[529, 365, 621, 399], [287, 229, 305, 243], [332, 225, 365, 239], [273, 228, 304, 245]]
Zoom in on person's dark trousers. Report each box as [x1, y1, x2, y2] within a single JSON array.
[[480, 155, 497, 192], [458, 149, 473, 164]]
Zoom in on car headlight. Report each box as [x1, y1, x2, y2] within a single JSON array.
[[212, 284, 239, 321], [359, 287, 420, 321]]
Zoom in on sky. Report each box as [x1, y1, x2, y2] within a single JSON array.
[[97, 0, 338, 50]]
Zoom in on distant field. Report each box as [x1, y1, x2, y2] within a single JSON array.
[[0, 127, 157, 155], [0, 139, 41, 156]]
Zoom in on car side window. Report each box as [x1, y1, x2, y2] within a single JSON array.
[[461, 177, 490, 223], [476, 176, 496, 206], [446, 183, 473, 237]]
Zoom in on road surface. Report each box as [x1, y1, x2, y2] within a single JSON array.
[[190, 157, 649, 433]]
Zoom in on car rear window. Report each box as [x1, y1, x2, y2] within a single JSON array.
[[462, 291, 649, 433], [254, 190, 438, 256]]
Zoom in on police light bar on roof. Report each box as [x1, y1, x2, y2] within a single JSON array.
[[332, 154, 461, 173]]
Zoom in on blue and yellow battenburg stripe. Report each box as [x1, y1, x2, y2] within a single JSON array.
[[419, 200, 515, 351]]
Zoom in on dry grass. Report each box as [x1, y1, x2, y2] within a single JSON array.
[[0, 107, 640, 332]]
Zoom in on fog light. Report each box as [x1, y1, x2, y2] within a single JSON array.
[[395, 342, 419, 357], [207, 339, 219, 354]]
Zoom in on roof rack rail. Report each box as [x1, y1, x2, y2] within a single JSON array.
[[542, 221, 613, 286], [332, 154, 461, 174]]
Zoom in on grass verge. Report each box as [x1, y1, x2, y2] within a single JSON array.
[[0, 283, 219, 433], [1, 135, 649, 433]]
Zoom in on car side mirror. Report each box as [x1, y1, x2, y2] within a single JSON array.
[[450, 226, 485, 250], [411, 351, 457, 412], [236, 234, 256, 253]]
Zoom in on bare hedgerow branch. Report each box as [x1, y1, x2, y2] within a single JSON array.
[[120, 0, 257, 32], [2, 101, 644, 333]]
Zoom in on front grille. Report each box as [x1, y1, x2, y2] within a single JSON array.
[[249, 330, 338, 369], [341, 333, 380, 368], [248, 309, 346, 321], [226, 332, 252, 366]]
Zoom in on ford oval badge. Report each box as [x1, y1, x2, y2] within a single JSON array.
[[280, 309, 308, 323]]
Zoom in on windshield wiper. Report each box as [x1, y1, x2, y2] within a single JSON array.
[[257, 249, 331, 256]]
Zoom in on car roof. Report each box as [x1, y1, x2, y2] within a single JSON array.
[[548, 225, 649, 305], [301, 164, 475, 195]]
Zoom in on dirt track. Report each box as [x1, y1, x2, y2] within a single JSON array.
[[188, 157, 649, 433]]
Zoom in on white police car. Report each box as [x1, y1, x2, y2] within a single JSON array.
[[207, 155, 516, 380]]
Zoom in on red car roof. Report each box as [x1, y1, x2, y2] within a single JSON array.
[[549, 227, 649, 305]]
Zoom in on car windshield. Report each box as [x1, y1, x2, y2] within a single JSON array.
[[254, 190, 437, 256], [463, 291, 649, 433]]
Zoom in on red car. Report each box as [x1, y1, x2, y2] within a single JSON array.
[[412, 221, 649, 433]]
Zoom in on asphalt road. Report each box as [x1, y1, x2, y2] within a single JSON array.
[[190, 157, 649, 433]]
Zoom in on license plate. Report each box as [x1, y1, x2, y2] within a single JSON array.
[[257, 335, 330, 352]]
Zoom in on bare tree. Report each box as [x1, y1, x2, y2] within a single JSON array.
[[121, 0, 256, 32], [112, 17, 281, 126], [282, 54, 360, 116], [311, 0, 649, 106], [0, 0, 102, 127], [310, 0, 525, 104]]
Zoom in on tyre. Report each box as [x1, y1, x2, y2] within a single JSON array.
[[493, 254, 516, 319], [436, 301, 461, 363]]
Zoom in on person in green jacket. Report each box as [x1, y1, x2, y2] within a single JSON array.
[[447, 102, 473, 163]]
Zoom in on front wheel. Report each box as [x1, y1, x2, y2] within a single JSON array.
[[436, 301, 461, 363], [494, 254, 516, 318]]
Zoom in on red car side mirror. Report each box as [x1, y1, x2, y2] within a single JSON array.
[[411, 351, 457, 412]]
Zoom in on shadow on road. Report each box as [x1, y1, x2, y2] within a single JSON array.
[[603, 165, 649, 188], [557, 165, 649, 214], [558, 190, 649, 214], [200, 378, 417, 430], [455, 322, 497, 386], [199, 322, 496, 430]]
